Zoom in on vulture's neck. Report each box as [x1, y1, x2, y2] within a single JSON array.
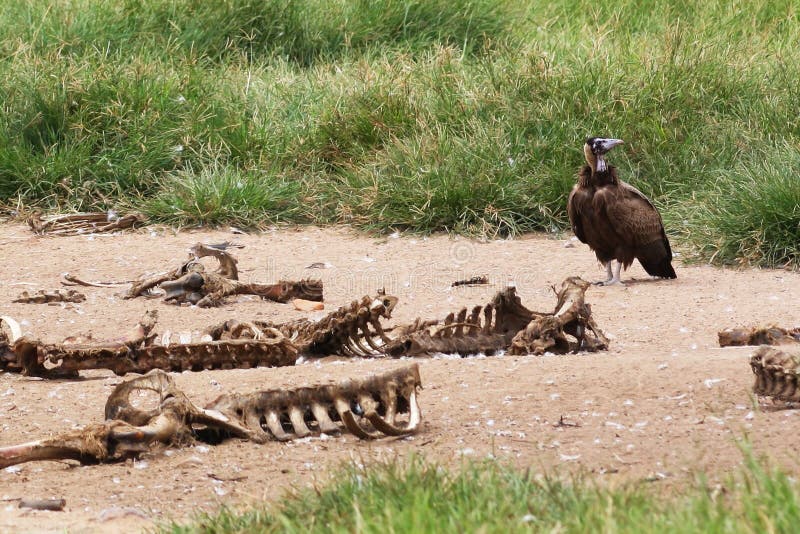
[[579, 164, 619, 188]]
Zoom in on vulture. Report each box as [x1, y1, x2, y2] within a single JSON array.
[[567, 137, 676, 285]]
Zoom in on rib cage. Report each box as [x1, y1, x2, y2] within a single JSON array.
[[0, 365, 423, 469], [383, 287, 535, 357], [750, 346, 800, 402], [206, 364, 422, 441], [257, 293, 399, 357]]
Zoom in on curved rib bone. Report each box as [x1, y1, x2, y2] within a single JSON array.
[[1, 316, 22, 343]]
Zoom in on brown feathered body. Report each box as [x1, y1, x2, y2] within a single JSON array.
[[567, 165, 676, 279]]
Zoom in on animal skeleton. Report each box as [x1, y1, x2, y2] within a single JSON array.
[[0, 312, 297, 378], [384, 278, 608, 357], [382, 286, 533, 357], [0, 365, 423, 468], [508, 277, 609, 355]]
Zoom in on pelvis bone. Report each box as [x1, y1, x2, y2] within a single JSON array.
[[0, 365, 423, 468]]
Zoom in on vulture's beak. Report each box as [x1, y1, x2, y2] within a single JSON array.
[[595, 138, 624, 154]]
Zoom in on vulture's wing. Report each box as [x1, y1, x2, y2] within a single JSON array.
[[567, 186, 589, 243], [595, 182, 666, 248]]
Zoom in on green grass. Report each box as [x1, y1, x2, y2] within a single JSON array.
[[1, 0, 799, 266], [163, 452, 800, 533]]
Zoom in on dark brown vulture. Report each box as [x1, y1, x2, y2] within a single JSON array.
[[567, 137, 676, 285]]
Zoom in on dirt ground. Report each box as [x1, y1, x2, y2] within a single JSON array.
[[0, 222, 798, 533]]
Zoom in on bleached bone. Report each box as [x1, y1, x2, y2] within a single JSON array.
[[1, 316, 23, 371], [205, 364, 422, 442], [1, 316, 22, 343], [0, 365, 423, 468]]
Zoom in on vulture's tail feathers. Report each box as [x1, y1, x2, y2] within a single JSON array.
[[637, 241, 677, 279]]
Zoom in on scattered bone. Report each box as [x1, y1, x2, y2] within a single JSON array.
[[13, 289, 86, 304], [121, 243, 322, 307], [451, 275, 489, 287], [61, 273, 132, 287], [750, 346, 800, 402], [28, 210, 145, 236], [553, 416, 580, 428], [293, 299, 324, 312], [718, 326, 800, 347], [0, 365, 423, 468], [18, 498, 66, 511]]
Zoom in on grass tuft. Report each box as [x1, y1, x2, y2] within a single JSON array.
[[140, 164, 306, 228], [164, 451, 800, 533]]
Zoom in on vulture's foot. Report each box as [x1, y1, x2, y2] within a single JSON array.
[[595, 262, 623, 286], [595, 278, 624, 286]]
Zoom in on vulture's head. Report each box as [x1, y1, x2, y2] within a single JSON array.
[[584, 137, 624, 173]]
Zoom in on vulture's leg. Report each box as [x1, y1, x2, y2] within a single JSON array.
[[596, 261, 623, 286], [595, 262, 614, 285]]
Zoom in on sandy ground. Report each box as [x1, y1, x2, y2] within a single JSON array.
[[0, 222, 798, 533]]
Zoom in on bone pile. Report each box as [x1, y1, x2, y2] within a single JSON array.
[[63, 242, 324, 307], [1, 277, 610, 378]]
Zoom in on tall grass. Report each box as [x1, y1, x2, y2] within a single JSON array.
[[1, 0, 799, 266], [164, 453, 800, 533]]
